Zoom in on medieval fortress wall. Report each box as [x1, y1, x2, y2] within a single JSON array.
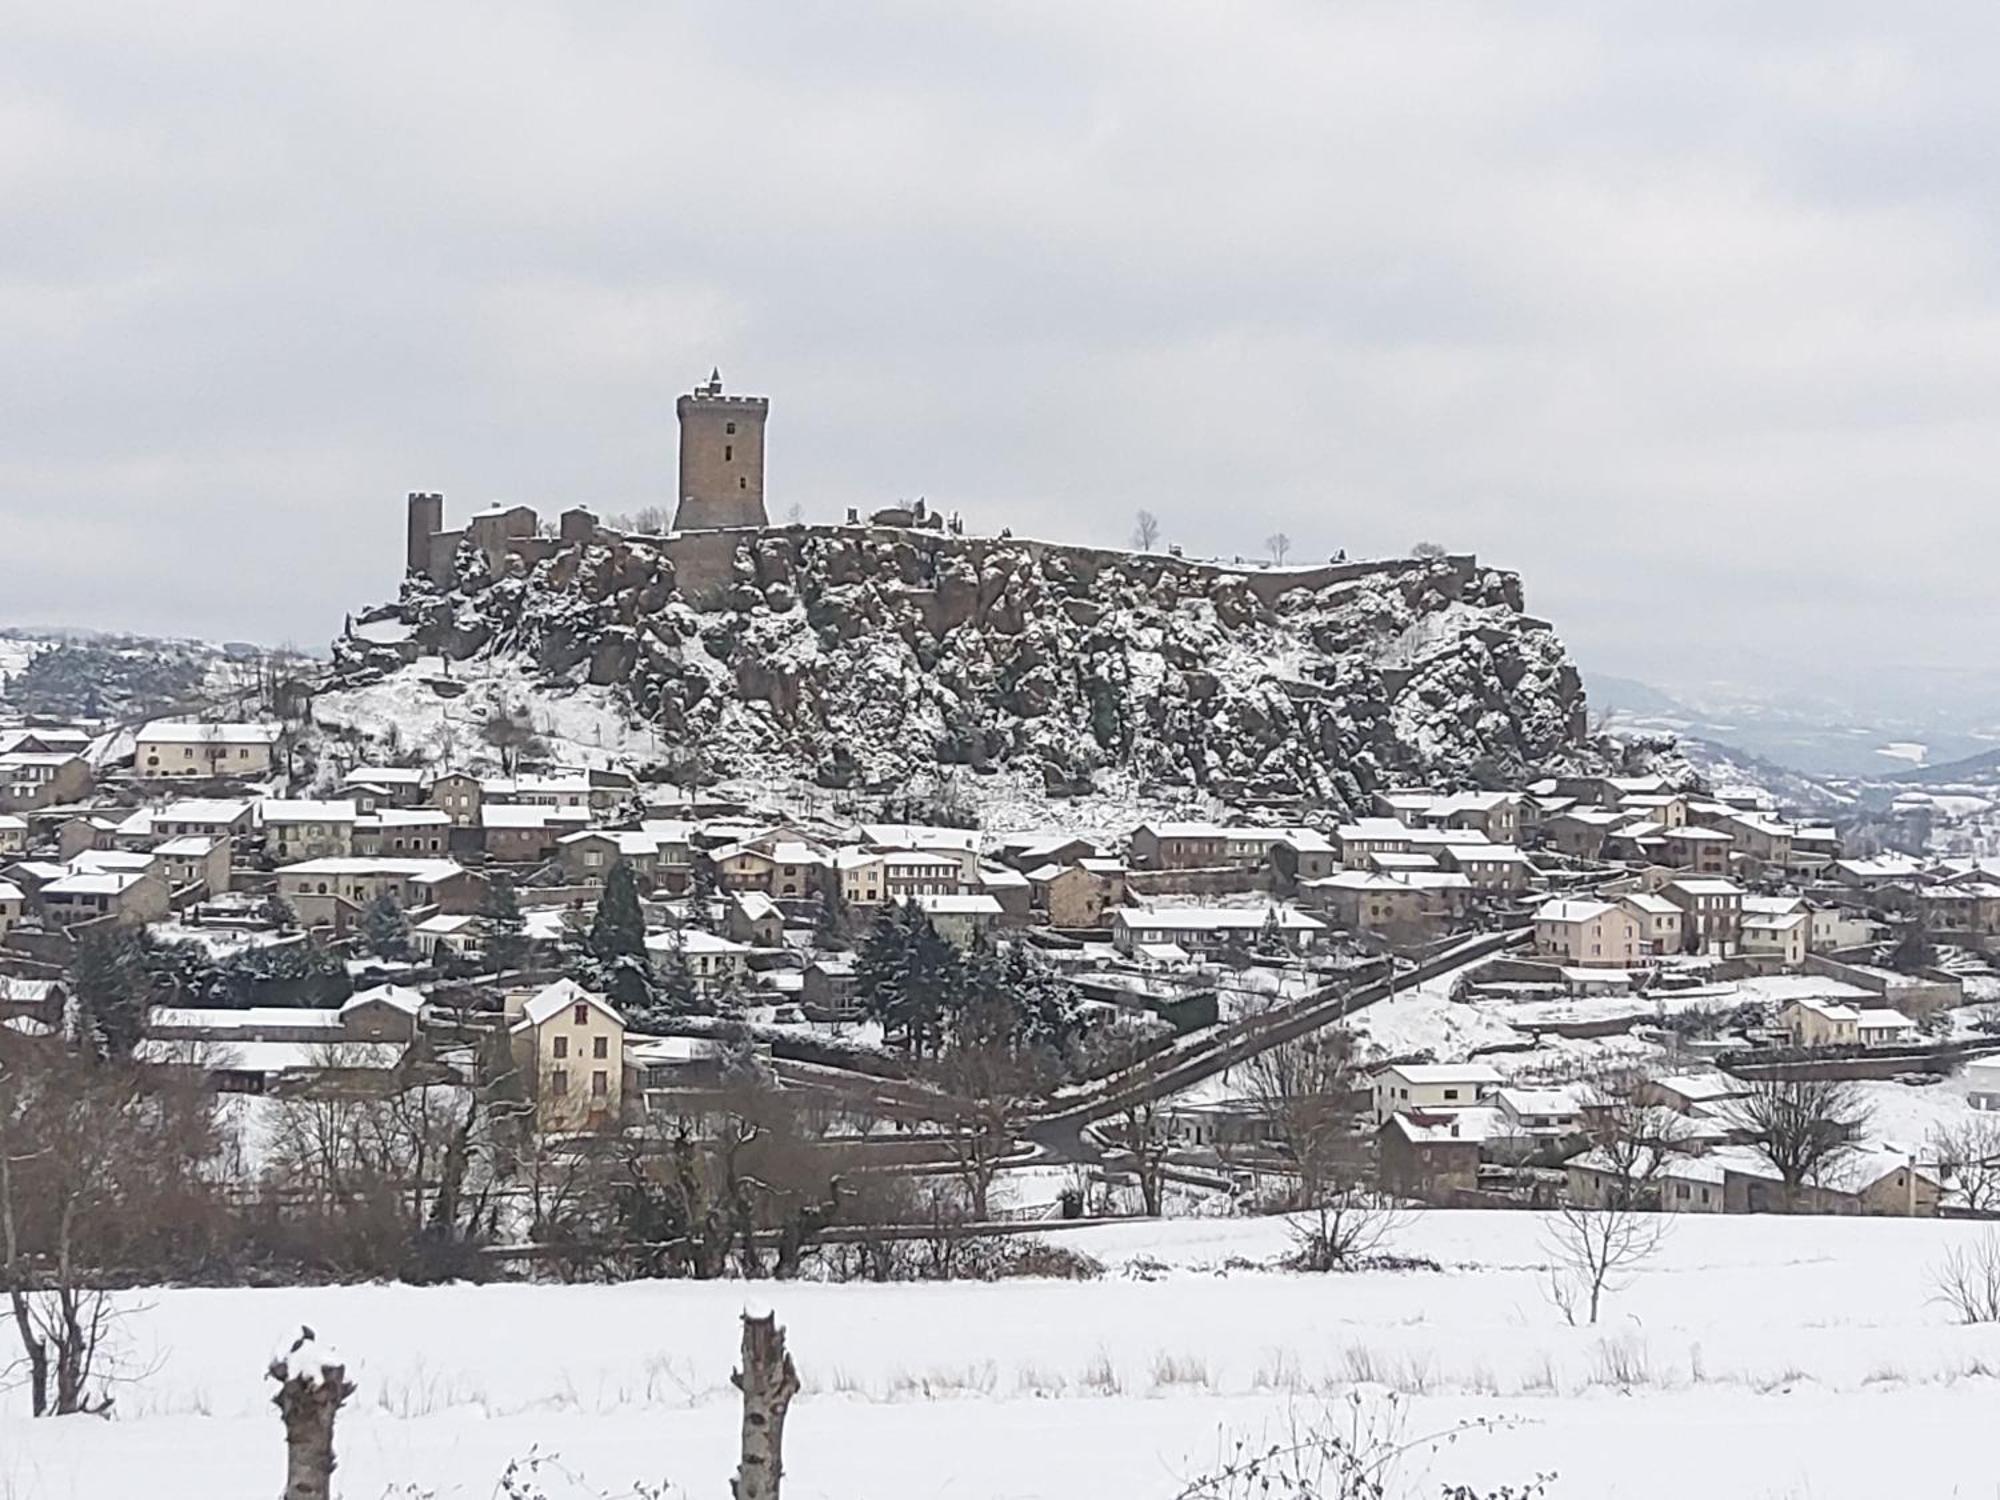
[[402, 373, 1490, 617]]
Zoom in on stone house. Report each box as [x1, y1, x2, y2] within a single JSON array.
[[1661, 877, 1744, 955], [0, 813, 26, 856], [276, 857, 486, 927], [260, 800, 359, 861], [429, 772, 485, 827], [1438, 843, 1536, 893], [1110, 904, 1327, 959], [1128, 822, 1229, 870], [646, 929, 751, 998], [903, 892, 1003, 948], [0, 752, 92, 813], [726, 890, 786, 947], [0, 879, 23, 937], [154, 834, 231, 896], [1617, 893, 1683, 955], [1031, 859, 1129, 928], [356, 808, 456, 858], [1661, 826, 1733, 874], [39, 861, 171, 927], [1378, 1113, 1483, 1200]]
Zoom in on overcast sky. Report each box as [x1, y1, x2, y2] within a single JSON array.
[[7, 3, 2000, 705]]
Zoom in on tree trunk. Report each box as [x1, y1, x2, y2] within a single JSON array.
[[269, 1331, 356, 1500], [732, 1312, 801, 1500]]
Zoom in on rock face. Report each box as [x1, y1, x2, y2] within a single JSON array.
[[336, 527, 1596, 815]]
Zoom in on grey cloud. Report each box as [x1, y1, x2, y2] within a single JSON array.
[[4, 1, 1999, 705]]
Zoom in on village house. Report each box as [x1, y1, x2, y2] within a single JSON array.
[[39, 857, 171, 927], [646, 929, 752, 998], [801, 954, 859, 1015], [135, 720, 280, 779], [0, 879, 23, 937], [474, 804, 574, 863], [1617, 892, 1684, 955], [260, 799, 359, 861], [1378, 1112, 1484, 1200], [1964, 1057, 2000, 1111], [993, 833, 1109, 872], [1493, 1086, 1584, 1148], [154, 834, 231, 895], [1741, 896, 1810, 967], [1370, 1062, 1502, 1125], [1778, 994, 1915, 1049], [1542, 809, 1625, 861], [713, 839, 826, 900], [726, 890, 786, 946], [1269, 829, 1339, 881], [356, 808, 456, 857], [125, 798, 256, 845], [1127, 822, 1230, 870], [903, 891, 1004, 948], [0, 813, 27, 856], [341, 765, 430, 811], [430, 772, 484, 827], [412, 912, 483, 961], [0, 751, 92, 813], [1662, 877, 1745, 956], [276, 856, 486, 927], [1111, 904, 1327, 959], [1438, 842, 1537, 893], [507, 979, 624, 1133], [1720, 811, 1795, 876], [1336, 818, 1415, 868], [1532, 898, 1641, 968], [977, 863, 1033, 922]]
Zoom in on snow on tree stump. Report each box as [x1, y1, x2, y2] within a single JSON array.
[[731, 1311, 801, 1500], [268, 1326, 356, 1500]]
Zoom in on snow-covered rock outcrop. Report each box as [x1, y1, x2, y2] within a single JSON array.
[[333, 527, 1596, 815]]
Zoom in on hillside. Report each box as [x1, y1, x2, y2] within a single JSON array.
[[323, 523, 1599, 821]]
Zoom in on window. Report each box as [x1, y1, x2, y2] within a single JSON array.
[[593, 1035, 608, 1059], [551, 1069, 569, 1096], [739, 477, 747, 490], [724, 445, 733, 461], [592, 1070, 608, 1097], [726, 421, 736, 434], [1443, 1088, 1459, 1101], [553, 1035, 568, 1059], [573, 1003, 590, 1026]]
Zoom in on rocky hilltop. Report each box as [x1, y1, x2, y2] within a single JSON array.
[[332, 520, 1597, 817]]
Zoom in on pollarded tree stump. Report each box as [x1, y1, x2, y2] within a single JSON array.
[[268, 1326, 356, 1500], [731, 1312, 801, 1500]]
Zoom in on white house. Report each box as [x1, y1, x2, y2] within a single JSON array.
[[1370, 1062, 1503, 1125]]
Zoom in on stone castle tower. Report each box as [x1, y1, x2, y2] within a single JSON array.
[[672, 369, 769, 531]]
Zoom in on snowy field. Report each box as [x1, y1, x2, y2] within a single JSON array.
[[7, 1213, 2000, 1499]]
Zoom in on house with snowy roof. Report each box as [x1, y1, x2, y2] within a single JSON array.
[[259, 799, 359, 861], [1127, 822, 1231, 870], [0, 750, 92, 813], [506, 979, 624, 1133], [1369, 1062, 1502, 1125], [1532, 897, 1640, 967], [1661, 877, 1744, 955], [1110, 903, 1326, 959], [135, 720, 280, 779]]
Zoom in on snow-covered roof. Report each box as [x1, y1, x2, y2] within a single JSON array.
[[153, 835, 219, 858], [903, 893, 1004, 916], [147, 1005, 344, 1032], [345, 766, 428, 786], [515, 978, 619, 1029], [1374, 1062, 1503, 1086], [0, 880, 25, 902], [344, 983, 426, 1016], [1855, 1009, 1916, 1031], [1619, 893, 1679, 916], [44, 870, 146, 896], [1135, 821, 1231, 840], [138, 720, 280, 745], [153, 798, 254, 824], [136, 1038, 405, 1073], [1667, 878, 1743, 897], [1495, 1086, 1582, 1117], [260, 800, 358, 824], [278, 857, 464, 881], [1534, 898, 1616, 924], [861, 823, 981, 853], [734, 891, 780, 921], [646, 929, 750, 956], [1115, 904, 1325, 932]]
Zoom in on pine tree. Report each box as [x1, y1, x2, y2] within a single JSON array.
[[69, 927, 148, 1061], [589, 861, 647, 964], [856, 902, 968, 1055], [361, 889, 413, 960], [482, 873, 529, 974], [813, 885, 851, 951]]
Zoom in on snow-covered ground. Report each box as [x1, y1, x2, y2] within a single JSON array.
[[6, 1213, 2000, 1499]]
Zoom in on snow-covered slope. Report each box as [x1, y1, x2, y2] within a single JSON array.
[[328, 528, 1598, 817]]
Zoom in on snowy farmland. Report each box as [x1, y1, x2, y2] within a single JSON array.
[[6, 1213, 2000, 1499]]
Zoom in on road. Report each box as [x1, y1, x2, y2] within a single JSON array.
[[1025, 927, 1527, 1164]]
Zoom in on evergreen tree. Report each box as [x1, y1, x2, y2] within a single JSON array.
[[589, 861, 648, 964], [1255, 906, 1288, 959], [856, 902, 968, 1055], [813, 884, 851, 951], [482, 872, 530, 974], [69, 927, 148, 1061], [361, 889, 413, 960]]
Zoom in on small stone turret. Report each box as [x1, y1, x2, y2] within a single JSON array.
[[673, 370, 769, 532], [405, 492, 444, 575]]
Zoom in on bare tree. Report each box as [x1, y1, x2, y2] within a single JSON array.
[[1132, 509, 1161, 552], [1728, 1077, 1873, 1211], [0, 1047, 221, 1416], [480, 705, 546, 774], [1239, 1027, 1400, 1269], [1572, 1076, 1697, 1208], [927, 1031, 1052, 1221], [1928, 1117, 2000, 1212], [1542, 1200, 1668, 1325], [1932, 1232, 2000, 1324], [1265, 531, 1292, 566], [1109, 1097, 1171, 1217]]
